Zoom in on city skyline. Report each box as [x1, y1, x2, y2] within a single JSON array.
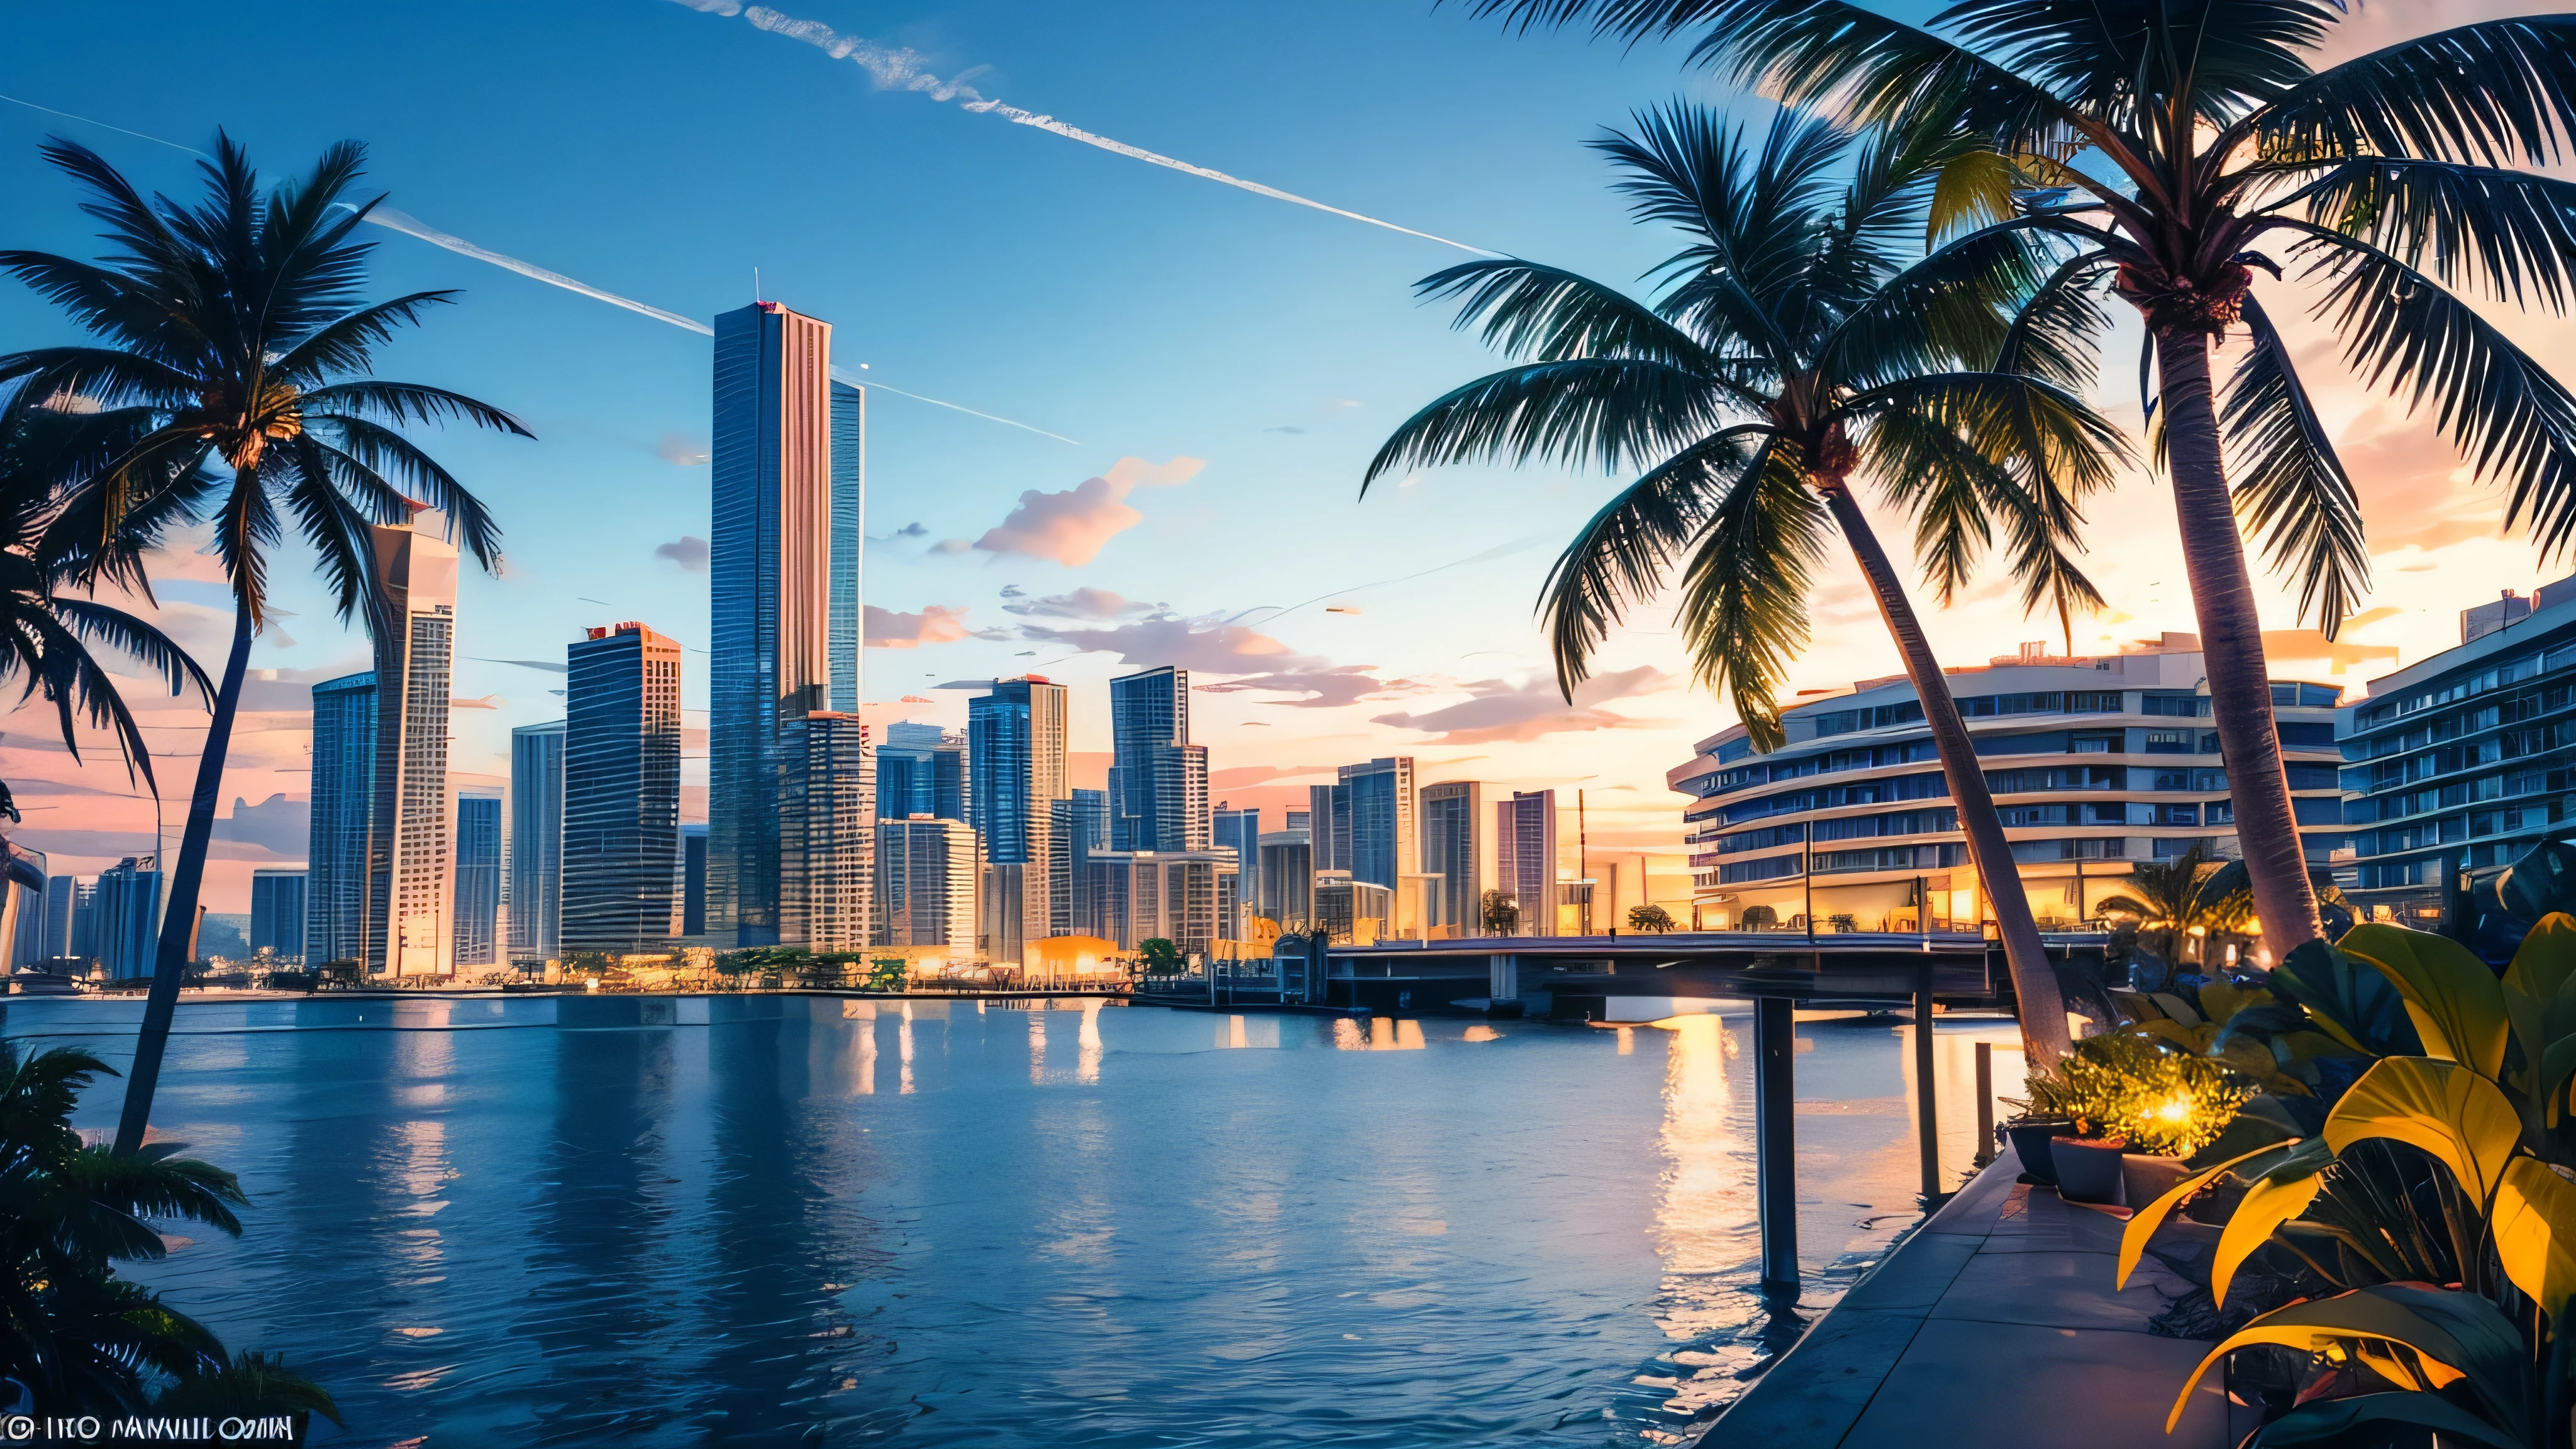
[[0, 3, 2565, 924]]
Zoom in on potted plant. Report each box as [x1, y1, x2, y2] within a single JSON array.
[[2009, 1033, 2251, 1204]]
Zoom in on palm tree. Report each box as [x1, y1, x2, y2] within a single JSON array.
[[1462, 1, 2576, 967], [2090, 846, 2251, 965], [0, 404, 212, 824], [0, 1040, 333, 1423], [0, 135, 530, 1153], [1368, 105, 2124, 1059]]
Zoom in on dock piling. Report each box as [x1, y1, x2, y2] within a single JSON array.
[[1755, 995, 1799, 1299], [1972, 1040, 1995, 1167], [1914, 965, 1942, 1205]]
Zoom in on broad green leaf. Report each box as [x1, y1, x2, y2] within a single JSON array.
[[2128, 1018, 2216, 1054], [2339, 924, 2512, 1080], [2213, 1162, 2323, 1309], [2247, 1390, 2522, 1449], [2117, 1139, 2306, 1291], [2326, 1057, 2523, 1204], [2151, 991, 2204, 1026], [2200, 980, 2271, 1028], [2493, 1157, 2576, 1321], [2168, 1285, 2524, 1435], [2273, 938, 2421, 1058]]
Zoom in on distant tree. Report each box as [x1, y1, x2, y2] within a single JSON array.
[[1627, 904, 1677, 933], [1740, 906, 1777, 930], [1480, 890, 1521, 935], [316, 960, 362, 991], [1138, 938, 1184, 975], [865, 958, 908, 992]]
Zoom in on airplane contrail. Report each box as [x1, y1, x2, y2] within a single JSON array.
[[0, 92, 1080, 445], [683, 2, 1497, 256]]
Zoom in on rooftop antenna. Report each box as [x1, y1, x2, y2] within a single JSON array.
[[753, 267, 762, 303]]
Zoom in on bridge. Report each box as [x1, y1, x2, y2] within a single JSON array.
[[1141, 928, 2114, 1301]]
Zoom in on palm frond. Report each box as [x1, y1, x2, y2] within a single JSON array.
[[266, 291, 460, 387], [2224, 294, 2368, 634], [1362, 358, 1723, 487], [1936, 0, 2336, 128], [1990, 250, 2117, 394], [1674, 439, 1826, 753], [2248, 16, 2576, 169], [2280, 219, 2576, 557], [2265, 158, 2576, 312], [1541, 427, 1773, 694], [295, 379, 533, 438], [1410, 258, 1723, 370], [44, 598, 214, 707], [279, 462, 396, 641]]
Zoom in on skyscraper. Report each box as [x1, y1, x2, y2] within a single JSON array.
[[93, 856, 161, 979], [1418, 781, 1492, 938], [875, 815, 979, 954], [875, 722, 968, 821], [969, 676, 1067, 964], [1259, 829, 1313, 929], [1213, 801, 1259, 912], [710, 300, 835, 949], [828, 381, 865, 713], [1308, 782, 1351, 875], [248, 869, 306, 960], [1496, 789, 1559, 936], [452, 778, 506, 968], [508, 721, 565, 960], [371, 507, 460, 977], [1338, 758, 1416, 894], [305, 672, 375, 967], [40, 874, 75, 963], [781, 712, 873, 952], [564, 622, 684, 954], [1109, 666, 1208, 851], [680, 823, 708, 938]]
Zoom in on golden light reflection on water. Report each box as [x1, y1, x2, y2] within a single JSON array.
[[1028, 1010, 1046, 1084], [899, 1002, 917, 1096], [1646, 1013, 1755, 1419], [1079, 1001, 1103, 1084], [1335, 1018, 1428, 1051]]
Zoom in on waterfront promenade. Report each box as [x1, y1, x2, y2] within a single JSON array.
[[1701, 1145, 2233, 1448]]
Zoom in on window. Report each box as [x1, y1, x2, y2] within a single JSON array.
[[2193, 769, 2229, 791], [2285, 763, 2341, 790], [2143, 730, 2190, 753], [1719, 855, 1802, 884], [2161, 804, 2200, 826], [2069, 731, 2121, 753], [2068, 691, 2123, 713], [2153, 769, 2192, 791], [2141, 693, 2198, 716]]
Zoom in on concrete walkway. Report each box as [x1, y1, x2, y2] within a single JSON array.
[[1702, 1146, 2240, 1448]]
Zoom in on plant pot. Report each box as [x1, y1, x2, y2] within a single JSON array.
[[2006, 1121, 2070, 1185], [2121, 1153, 2189, 1211], [2051, 1136, 2128, 1204]]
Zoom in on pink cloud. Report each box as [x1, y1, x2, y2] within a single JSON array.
[[1369, 667, 1675, 744], [865, 604, 975, 648], [972, 456, 1204, 565]]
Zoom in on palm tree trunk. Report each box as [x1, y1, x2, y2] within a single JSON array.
[[113, 591, 252, 1156], [1818, 481, 2074, 1062], [2153, 330, 2322, 963]]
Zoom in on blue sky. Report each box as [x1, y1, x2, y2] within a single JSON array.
[[1, 1, 2562, 911]]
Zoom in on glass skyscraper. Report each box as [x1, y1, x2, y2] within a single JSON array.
[[1109, 665, 1208, 851], [305, 672, 376, 966], [969, 676, 1067, 963], [371, 509, 459, 977], [710, 301, 836, 949], [1339, 757, 1415, 894], [876, 721, 967, 821], [829, 380, 865, 713], [564, 622, 684, 953], [1418, 780, 1490, 936], [782, 713, 873, 951], [249, 869, 306, 960], [509, 721, 565, 960], [94, 856, 162, 979], [1497, 789, 1559, 936], [452, 782, 504, 967]]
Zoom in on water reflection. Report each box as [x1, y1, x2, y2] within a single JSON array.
[[7, 999, 1974, 1446]]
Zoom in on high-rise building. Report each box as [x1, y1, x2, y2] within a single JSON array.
[[1418, 780, 1492, 938], [1258, 829, 1313, 929], [249, 869, 306, 961], [1079, 848, 1240, 958], [1050, 787, 1110, 937], [1213, 802, 1259, 911], [564, 623, 685, 955], [306, 672, 375, 967], [452, 777, 506, 968], [828, 380, 866, 713], [970, 677, 1068, 963], [875, 722, 968, 821], [1308, 783, 1350, 875], [3, 847, 44, 971], [508, 721, 565, 960], [40, 874, 75, 963], [1109, 667, 1208, 851], [65, 879, 97, 966], [681, 823, 709, 938], [1339, 758, 1417, 928], [370, 507, 460, 977], [93, 855, 161, 979], [782, 712, 873, 951], [875, 815, 979, 955], [1496, 791, 1558, 936], [709, 300, 835, 949]]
